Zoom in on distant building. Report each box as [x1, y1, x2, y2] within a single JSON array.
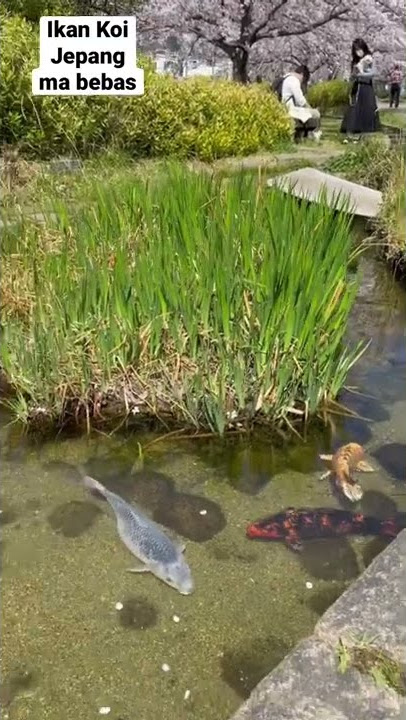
[[154, 52, 233, 80]]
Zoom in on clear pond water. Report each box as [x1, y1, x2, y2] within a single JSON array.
[[1, 255, 405, 720]]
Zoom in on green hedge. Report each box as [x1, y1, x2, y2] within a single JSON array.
[[0, 14, 292, 161], [307, 79, 350, 112]]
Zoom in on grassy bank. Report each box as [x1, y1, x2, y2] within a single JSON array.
[[1, 165, 363, 435], [374, 153, 406, 276], [380, 110, 406, 130], [325, 136, 406, 278]]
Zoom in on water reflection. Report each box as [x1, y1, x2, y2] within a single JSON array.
[[193, 429, 332, 496]]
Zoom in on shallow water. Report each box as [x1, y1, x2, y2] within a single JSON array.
[[1, 254, 405, 720]]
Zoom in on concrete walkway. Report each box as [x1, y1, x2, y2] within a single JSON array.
[[229, 530, 406, 720], [189, 145, 343, 175]]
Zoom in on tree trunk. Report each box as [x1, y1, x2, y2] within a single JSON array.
[[231, 48, 249, 83]]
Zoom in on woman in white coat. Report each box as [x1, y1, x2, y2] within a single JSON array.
[[281, 65, 322, 140]]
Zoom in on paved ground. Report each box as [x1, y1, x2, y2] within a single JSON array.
[[229, 530, 406, 720], [190, 143, 343, 176]]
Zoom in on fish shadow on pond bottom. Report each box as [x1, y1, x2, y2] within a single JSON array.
[[84, 459, 227, 543], [358, 490, 398, 518], [207, 541, 258, 565], [0, 503, 18, 526], [220, 635, 292, 699], [130, 470, 176, 511], [152, 492, 226, 543], [46, 458, 227, 542], [372, 443, 406, 483], [0, 668, 37, 708], [298, 537, 360, 581], [305, 583, 348, 616], [47, 500, 103, 538], [334, 488, 398, 516], [361, 536, 392, 568], [84, 460, 176, 509], [118, 596, 158, 630]]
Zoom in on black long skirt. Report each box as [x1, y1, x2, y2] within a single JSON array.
[[341, 80, 381, 135]]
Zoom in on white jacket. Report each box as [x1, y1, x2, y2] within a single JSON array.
[[281, 74, 314, 123]]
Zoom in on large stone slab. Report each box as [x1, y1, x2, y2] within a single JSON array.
[[267, 167, 382, 218], [229, 637, 403, 720], [229, 532, 406, 720], [316, 529, 406, 662]]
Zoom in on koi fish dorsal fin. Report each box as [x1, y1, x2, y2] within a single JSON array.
[[319, 453, 333, 464], [356, 460, 375, 472]]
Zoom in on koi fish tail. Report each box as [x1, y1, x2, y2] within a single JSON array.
[[340, 479, 364, 502]]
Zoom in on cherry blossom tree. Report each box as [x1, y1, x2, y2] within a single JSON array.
[[251, 5, 404, 83], [140, 0, 353, 83], [374, 0, 404, 21], [140, 0, 405, 83]]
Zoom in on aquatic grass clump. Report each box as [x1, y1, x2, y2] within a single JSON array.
[[337, 636, 406, 696], [1, 165, 363, 434]]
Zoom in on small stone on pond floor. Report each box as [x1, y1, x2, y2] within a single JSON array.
[[306, 581, 313, 589], [161, 663, 170, 672], [115, 602, 124, 610], [98, 707, 111, 715]]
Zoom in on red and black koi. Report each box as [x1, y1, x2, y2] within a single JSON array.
[[246, 507, 406, 552]]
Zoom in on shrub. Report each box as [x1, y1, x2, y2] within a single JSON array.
[[2, 0, 71, 22], [307, 79, 350, 113], [0, 14, 292, 160]]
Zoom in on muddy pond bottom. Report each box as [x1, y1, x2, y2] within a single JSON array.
[[1, 255, 406, 720]]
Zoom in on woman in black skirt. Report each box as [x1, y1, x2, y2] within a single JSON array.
[[341, 38, 381, 143]]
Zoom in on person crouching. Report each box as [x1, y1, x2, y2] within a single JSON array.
[[281, 65, 322, 141]]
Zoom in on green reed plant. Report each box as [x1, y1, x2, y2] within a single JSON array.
[[1, 164, 363, 434]]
